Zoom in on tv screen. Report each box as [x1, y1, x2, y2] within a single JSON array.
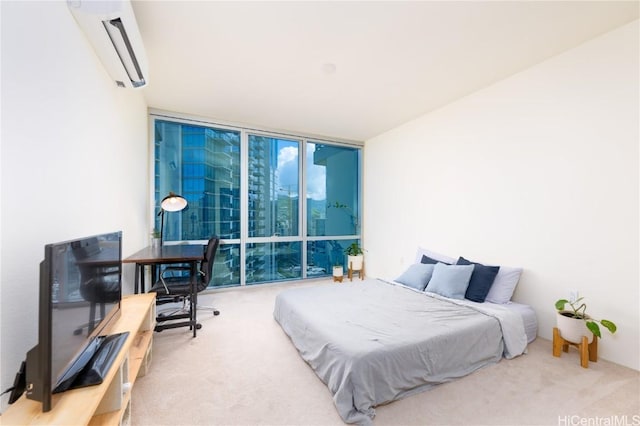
[[25, 231, 123, 412]]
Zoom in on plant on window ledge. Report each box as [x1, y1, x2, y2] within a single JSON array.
[[344, 242, 364, 256], [345, 242, 364, 269]]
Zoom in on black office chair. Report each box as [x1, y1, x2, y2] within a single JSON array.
[[149, 236, 220, 333]]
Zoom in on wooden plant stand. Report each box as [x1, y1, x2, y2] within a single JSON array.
[[552, 327, 598, 368], [348, 260, 364, 281]]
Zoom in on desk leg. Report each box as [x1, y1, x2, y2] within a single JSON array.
[[134, 264, 140, 294], [139, 264, 146, 294], [151, 265, 158, 289], [190, 261, 198, 338]]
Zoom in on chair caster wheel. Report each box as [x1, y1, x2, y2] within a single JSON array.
[[213, 310, 220, 316]]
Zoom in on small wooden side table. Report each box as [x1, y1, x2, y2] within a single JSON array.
[[552, 327, 598, 368]]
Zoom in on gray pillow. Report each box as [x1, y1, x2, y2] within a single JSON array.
[[425, 263, 475, 299], [395, 263, 436, 291]]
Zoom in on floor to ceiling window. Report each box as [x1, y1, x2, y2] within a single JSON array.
[[246, 134, 301, 284], [152, 113, 361, 288], [306, 142, 361, 276], [154, 120, 241, 287]]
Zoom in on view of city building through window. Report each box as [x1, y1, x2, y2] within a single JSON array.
[[153, 116, 361, 288]]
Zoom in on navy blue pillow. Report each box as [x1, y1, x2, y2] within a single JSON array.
[[421, 254, 451, 265], [456, 257, 500, 303]]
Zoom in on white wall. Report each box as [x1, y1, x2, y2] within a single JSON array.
[[0, 1, 149, 410], [364, 21, 639, 370]]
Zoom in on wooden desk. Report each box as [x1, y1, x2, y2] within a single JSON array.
[[123, 244, 205, 337], [123, 245, 205, 294]]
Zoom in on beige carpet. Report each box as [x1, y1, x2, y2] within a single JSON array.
[[131, 279, 639, 425]]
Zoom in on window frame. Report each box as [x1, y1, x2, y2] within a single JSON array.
[[149, 109, 363, 287]]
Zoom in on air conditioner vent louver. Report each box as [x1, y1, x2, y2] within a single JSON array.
[[67, 0, 148, 89], [103, 17, 145, 87]]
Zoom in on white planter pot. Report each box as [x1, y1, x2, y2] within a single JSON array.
[[557, 311, 593, 343], [348, 255, 363, 271], [151, 237, 161, 249], [332, 266, 343, 277]]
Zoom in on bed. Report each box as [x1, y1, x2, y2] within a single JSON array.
[[273, 278, 532, 425]]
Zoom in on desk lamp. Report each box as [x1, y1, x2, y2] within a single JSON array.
[[158, 192, 188, 245]]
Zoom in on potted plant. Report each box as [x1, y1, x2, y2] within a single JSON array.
[[555, 297, 617, 343], [150, 229, 161, 248], [332, 262, 344, 282], [345, 242, 364, 271]]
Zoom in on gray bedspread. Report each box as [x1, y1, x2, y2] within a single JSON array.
[[273, 279, 527, 425]]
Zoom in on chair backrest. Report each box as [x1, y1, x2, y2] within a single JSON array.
[[197, 236, 220, 292]]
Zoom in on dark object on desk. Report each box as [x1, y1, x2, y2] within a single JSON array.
[[149, 236, 220, 335]]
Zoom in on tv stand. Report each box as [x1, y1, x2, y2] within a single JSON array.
[[2, 293, 155, 425]]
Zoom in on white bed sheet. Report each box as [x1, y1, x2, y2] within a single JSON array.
[[502, 301, 538, 343]]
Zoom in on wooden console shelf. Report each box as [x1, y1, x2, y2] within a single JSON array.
[[2, 293, 156, 426]]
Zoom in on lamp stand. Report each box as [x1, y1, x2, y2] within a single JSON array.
[[159, 209, 165, 246]]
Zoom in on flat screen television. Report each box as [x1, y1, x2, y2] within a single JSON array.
[[22, 231, 126, 412]]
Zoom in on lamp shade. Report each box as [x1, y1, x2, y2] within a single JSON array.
[[161, 192, 187, 212]]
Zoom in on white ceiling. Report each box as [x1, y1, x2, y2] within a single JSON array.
[[132, 1, 638, 142]]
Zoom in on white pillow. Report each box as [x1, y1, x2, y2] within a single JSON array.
[[484, 266, 523, 304], [414, 247, 456, 265]]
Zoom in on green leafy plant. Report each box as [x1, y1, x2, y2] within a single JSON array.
[[555, 297, 617, 338], [344, 242, 364, 256], [151, 229, 161, 238]]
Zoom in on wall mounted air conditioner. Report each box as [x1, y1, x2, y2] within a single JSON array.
[[67, 0, 148, 88]]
